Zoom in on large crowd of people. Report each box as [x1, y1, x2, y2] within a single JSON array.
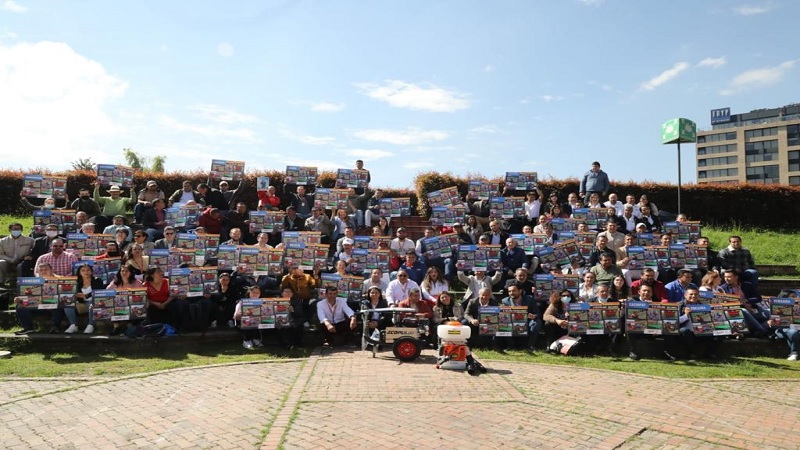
[[1, 159, 797, 362]]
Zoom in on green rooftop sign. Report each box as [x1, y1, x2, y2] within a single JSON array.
[[661, 118, 696, 144]]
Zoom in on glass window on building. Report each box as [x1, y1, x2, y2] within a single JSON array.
[[745, 127, 778, 139], [746, 165, 779, 184], [790, 176, 800, 186], [788, 125, 800, 147], [745, 140, 779, 163], [789, 150, 800, 172]]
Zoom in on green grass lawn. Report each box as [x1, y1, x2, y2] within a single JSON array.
[[476, 349, 800, 379], [0, 341, 308, 378]]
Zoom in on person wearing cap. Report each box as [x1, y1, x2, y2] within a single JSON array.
[[70, 187, 102, 219], [316, 285, 357, 347], [579, 161, 610, 200], [389, 227, 415, 264], [305, 206, 333, 244], [664, 269, 699, 303], [135, 180, 165, 224], [103, 215, 132, 242], [93, 181, 134, 231], [337, 238, 355, 264], [334, 226, 355, 255]]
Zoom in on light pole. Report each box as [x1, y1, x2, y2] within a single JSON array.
[[661, 118, 696, 215]]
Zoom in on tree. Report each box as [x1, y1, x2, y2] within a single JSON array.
[[151, 155, 166, 173], [122, 148, 166, 172], [71, 158, 97, 171]]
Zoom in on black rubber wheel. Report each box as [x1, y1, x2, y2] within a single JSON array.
[[392, 336, 422, 362]]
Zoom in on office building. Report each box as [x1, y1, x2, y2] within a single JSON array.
[[696, 104, 800, 184]]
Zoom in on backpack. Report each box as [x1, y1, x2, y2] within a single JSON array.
[[125, 323, 177, 338], [182, 301, 210, 333], [549, 335, 583, 356]]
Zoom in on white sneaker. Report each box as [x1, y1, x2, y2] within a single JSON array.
[[227, 320, 235, 328], [252, 339, 263, 348], [242, 340, 254, 350], [65, 324, 78, 334], [788, 353, 798, 361], [210, 320, 217, 329], [83, 324, 95, 334]]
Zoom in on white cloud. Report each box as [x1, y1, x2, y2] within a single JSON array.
[[160, 116, 260, 142], [217, 42, 235, 57], [310, 102, 346, 112], [189, 104, 261, 124], [353, 127, 449, 145], [519, 97, 531, 104], [639, 62, 690, 91], [2, 1, 27, 13], [402, 161, 435, 170], [342, 149, 395, 160], [578, 0, 604, 5], [540, 94, 564, 102], [483, 65, 494, 73], [277, 124, 336, 146], [355, 80, 470, 112], [0, 41, 128, 169], [720, 60, 797, 95], [469, 125, 502, 134], [733, 4, 770, 15], [298, 135, 336, 145], [697, 57, 727, 69]]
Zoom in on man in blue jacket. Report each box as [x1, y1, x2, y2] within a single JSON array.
[[579, 161, 610, 200]]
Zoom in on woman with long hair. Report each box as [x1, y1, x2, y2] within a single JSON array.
[[610, 275, 630, 301], [432, 291, 464, 324], [144, 266, 178, 327], [421, 266, 449, 300], [74, 263, 106, 334], [543, 289, 576, 347]]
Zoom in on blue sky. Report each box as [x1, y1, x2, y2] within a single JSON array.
[[1, 0, 797, 188]]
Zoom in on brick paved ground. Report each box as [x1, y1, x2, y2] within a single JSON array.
[[1, 349, 798, 449]]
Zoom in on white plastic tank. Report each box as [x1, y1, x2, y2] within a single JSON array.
[[437, 322, 471, 342]]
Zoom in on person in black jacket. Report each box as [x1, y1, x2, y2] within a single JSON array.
[[198, 183, 229, 211], [209, 271, 243, 328]]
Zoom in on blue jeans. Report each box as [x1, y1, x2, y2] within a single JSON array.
[[774, 327, 799, 354]]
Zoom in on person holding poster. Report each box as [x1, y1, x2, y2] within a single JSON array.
[[543, 289, 577, 348], [677, 287, 720, 360], [464, 287, 498, 348], [499, 283, 540, 352]]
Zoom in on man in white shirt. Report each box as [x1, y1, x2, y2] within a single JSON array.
[[390, 227, 415, 264], [316, 286, 357, 347], [603, 193, 624, 216], [385, 269, 433, 305], [620, 204, 637, 234]]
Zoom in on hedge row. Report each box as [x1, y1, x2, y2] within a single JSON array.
[[412, 171, 800, 230], [0, 169, 417, 216], [3, 168, 799, 229]]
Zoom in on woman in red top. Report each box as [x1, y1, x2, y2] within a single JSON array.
[[145, 267, 178, 326], [257, 185, 281, 210]]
